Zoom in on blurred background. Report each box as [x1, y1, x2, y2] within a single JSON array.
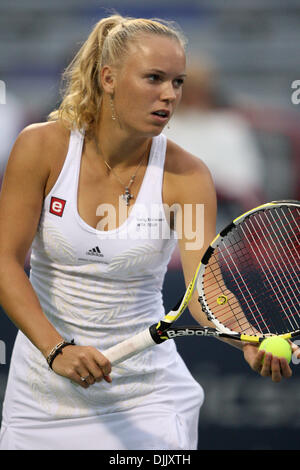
[[0, 0, 300, 450]]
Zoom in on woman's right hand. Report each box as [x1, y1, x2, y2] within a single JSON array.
[[243, 342, 292, 382], [49, 345, 112, 388]]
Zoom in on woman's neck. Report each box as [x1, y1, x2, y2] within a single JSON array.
[[93, 117, 151, 170]]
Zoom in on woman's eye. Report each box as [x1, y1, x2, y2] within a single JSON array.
[[174, 78, 184, 88], [147, 74, 184, 88], [148, 74, 161, 82]]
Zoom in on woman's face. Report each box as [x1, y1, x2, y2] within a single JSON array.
[[111, 34, 186, 136]]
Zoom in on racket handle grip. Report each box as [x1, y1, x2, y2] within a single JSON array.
[[102, 328, 156, 365]]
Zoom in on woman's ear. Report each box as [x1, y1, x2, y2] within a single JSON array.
[[100, 65, 117, 94]]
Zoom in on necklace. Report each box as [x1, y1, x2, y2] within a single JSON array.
[[94, 138, 148, 206]]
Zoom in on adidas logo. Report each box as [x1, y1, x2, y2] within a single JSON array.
[[86, 246, 104, 257]]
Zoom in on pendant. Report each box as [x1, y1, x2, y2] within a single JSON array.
[[122, 187, 134, 206]]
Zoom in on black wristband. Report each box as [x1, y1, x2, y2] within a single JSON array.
[[47, 339, 76, 370]]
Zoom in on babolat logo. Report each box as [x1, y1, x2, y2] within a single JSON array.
[[166, 328, 216, 338]]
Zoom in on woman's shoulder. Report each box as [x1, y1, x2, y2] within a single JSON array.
[[13, 120, 71, 173], [5, 121, 71, 193], [165, 137, 213, 181], [163, 137, 217, 217], [163, 137, 216, 207], [17, 120, 70, 151]]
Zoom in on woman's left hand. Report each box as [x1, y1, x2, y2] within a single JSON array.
[[243, 343, 296, 382]]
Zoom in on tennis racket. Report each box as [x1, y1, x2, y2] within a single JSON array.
[[103, 200, 300, 365]]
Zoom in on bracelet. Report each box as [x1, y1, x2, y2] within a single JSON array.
[[46, 339, 75, 370]]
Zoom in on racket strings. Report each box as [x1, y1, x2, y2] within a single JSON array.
[[270, 209, 300, 293], [203, 253, 261, 335], [246, 209, 300, 330], [203, 205, 300, 336], [245, 207, 299, 331], [238, 207, 300, 333]]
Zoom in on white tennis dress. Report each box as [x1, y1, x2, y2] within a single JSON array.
[[0, 130, 204, 450]]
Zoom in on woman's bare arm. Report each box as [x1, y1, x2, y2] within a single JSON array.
[[0, 123, 111, 386], [0, 124, 64, 356]]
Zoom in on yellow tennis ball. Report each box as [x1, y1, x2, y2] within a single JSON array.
[[259, 336, 292, 364]]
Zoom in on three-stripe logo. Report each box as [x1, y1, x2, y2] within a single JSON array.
[[86, 246, 103, 257]]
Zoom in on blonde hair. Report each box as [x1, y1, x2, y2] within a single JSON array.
[[48, 14, 187, 139]]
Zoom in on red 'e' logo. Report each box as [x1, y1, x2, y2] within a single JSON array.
[[50, 197, 66, 217]]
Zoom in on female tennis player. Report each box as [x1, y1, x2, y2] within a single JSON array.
[[0, 14, 293, 450]]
